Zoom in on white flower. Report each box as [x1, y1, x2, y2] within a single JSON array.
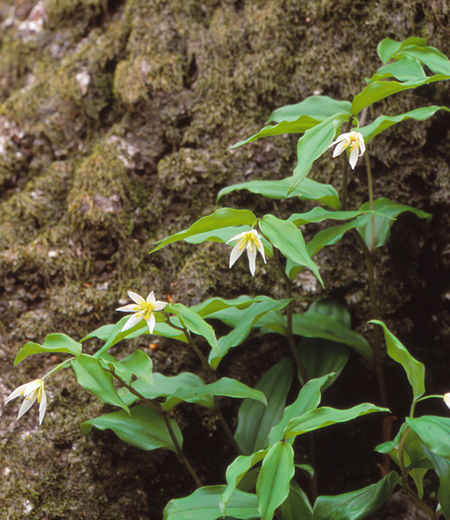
[[6, 379, 47, 425], [329, 130, 365, 169], [444, 393, 450, 410], [116, 291, 167, 333], [227, 229, 266, 276]]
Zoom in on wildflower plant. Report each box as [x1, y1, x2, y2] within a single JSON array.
[[5, 37, 450, 519]]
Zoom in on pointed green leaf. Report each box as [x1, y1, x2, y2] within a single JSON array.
[[267, 96, 351, 123], [268, 374, 334, 445], [377, 37, 427, 63], [312, 471, 400, 520], [372, 320, 425, 400], [14, 333, 82, 365], [120, 349, 154, 385], [282, 480, 313, 520], [289, 113, 349, 193], [260, 214, 323, 285], [284, 403, 389, 440], [163, 377, 267, 411], [220, 450, 268, 514], [163, 486, 259, 520], [235, 358, 294, 455], [151, 208, 257, 253], [217, 177, 340, 210], [360, 106, 450, 143], [406, 416, 450, 459], [370, 56, 427, 82], [421, 445, 450, 519], [169, 303, 219, 354], [256, 441, 295, 520], [72, 354, 129, 412], [400, 45, 450, 75], [289, 208, 373, 227], [81, 405, 182, 452]]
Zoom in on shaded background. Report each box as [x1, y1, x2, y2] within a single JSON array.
[[1, 0, 450, 518]]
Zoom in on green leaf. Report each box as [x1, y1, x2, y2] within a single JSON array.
[[120, 349, 154, 385], [260, 214, 323, 285], [192, 295, 262, 318], [267, 96, 352, 123], [372, 320, 425, 400], [357, 198, 431, 252], [151, 208, 257, 253], [421, 445, 450, 519], [72, 354, 129, 412], [163, 377, 267, 411], [163, 486, 259, 520], [169, 303, 219, 354], [370, 56, 427, 82], [312, 471, 399, 520], [209, 298, 291, 369], [289, 208, 374, 227], [289, 113, 349, 193], [284, 403, 389, 440], [401, 44, 450, 75], [235, 358, 294, 455], [82, 324, 115, 342], [282, 480, 313, 520], [351, 75, 450, 115], [81, 405, 182, 452], [256, 441, 295, 520], [406, 416, 450, 459], [220, 450, 268, 514], [217, 177, 340, 210], [377, 37, 427, 63], [268, 374, 334, 445], [14, 333, 82, 365], [360, 106, 450, 143]]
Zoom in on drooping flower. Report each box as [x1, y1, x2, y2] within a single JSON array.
[[444, 393, 450, 410], [6, 379, 47, 425], [329, 130, 365, 169], [227, 229, 266, 276], [116, 291, 167, 333]]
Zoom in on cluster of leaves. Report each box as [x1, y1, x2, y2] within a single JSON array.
[[8, 37, 450, 520]]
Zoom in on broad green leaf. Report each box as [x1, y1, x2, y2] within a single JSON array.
[[151, 208, 257, 253], [372, 320, 425, 400], [268, 374, 334, 445], [406, 416, 450, 459], [230, 116, 323, 148], [289, 113, 349, 193], [256, 441, 295, 520], [312, 471, 399, 520], [120, 372, 212, 409], [81, 405, 182, 452], [360, 106, 450, 143], [351, 75, 450, 115], [14, 333, 82, 365], [282, 480, 313, 520], [289, 208, 374, 227], [217, 177, 340, 210], [168, 303, 219, 354], [377, 37, 427, 63], [401, 45, 450, 75], [357, 198, 431, 251], [192, 295, 265, 318], [422, 446, 450, 519], [82, 324, 114, 342], [260, 214, 323, 285], [293, 312, 372, 361], [100, 353, 133, 386], [235, 358, 294, 455], [284, 403, 389, 440], [267, 96, 352, 123], [164, 485, 259, 520], [120, 349, 154, 385], [163, 377, 267, 411], [209, 298, 291, 369], [72, 354, 129, 412], [369, 56, 426, 82], [220, 450, 268, 514]]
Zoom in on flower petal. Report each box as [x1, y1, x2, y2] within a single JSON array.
[[116, 304, 138, 313], [146, 291, 156, 304], [332, 139, 349, 158], [146, 313, 156, 334], [127, 291, 146, 304], [349, 147, 359, 169], [39, 389, 47, 425], [247, 247, 257, 276], [444, 393, 450, 410], [358, 134, 365, 156], [229, 243, 245, 268], [121, 313, 144, 332], [5, 383, 29, 403], [153, 301, 167, 311], [227, 231, 247, 244], [17, 394, 37, 419]]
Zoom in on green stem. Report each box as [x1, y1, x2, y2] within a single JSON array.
[[364, 150, 375, 253], [42, 357, 74, 380], [109, 370, 203, 487]]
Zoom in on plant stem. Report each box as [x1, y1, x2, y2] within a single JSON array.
[[109, 370, 203, 487], [364, 150, 376, 253]]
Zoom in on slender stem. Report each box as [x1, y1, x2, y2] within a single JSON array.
[[340, 118, 354, 209], [214, 395, 243, 455], [43, 357, 74, 380], [364, 150, 375, 253], [108, 369, 203, 487]]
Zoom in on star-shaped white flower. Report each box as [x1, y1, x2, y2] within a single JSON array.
[[444, 393, 450, 410], [6, 379, 47, 425], [227, 229, 266, 276], [116, 291, 167, 333], [329, 130, 365, 169]]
